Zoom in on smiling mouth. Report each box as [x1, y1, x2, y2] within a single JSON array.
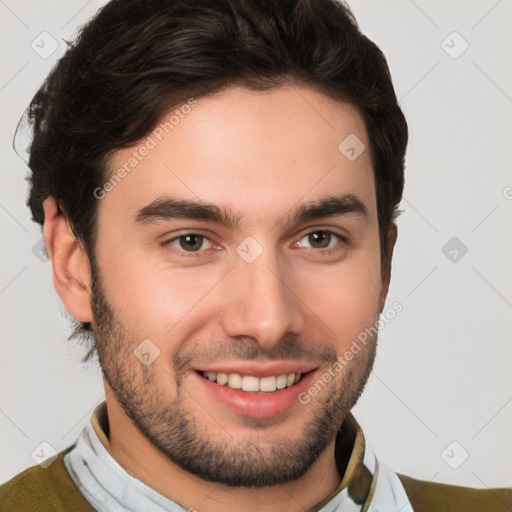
[[198, 370, 309, 393]]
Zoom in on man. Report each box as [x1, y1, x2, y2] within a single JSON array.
[[1, 0, 510, 510]]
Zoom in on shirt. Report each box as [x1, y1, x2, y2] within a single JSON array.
[[1, 402, 510, 511]]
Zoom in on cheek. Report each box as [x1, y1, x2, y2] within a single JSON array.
[[99, 255, 228, 345], [295, 255, 382, 346]]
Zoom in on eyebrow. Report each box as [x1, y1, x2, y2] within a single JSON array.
[[133, 193, 368, 229], [286, 193, 368, 227], [134, 196, 243, 228]]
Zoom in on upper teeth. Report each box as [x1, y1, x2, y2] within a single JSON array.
[[201, 371, 301, 392]]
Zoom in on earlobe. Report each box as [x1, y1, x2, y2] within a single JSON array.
[[42, 197, 93, 323], [379, 222, 398, 311]]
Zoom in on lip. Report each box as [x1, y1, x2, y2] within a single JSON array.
[[191, 367, 318, 418], [193, 361, 318, 378]]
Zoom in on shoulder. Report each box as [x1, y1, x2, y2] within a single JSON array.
[[0, 448, 95, 512], [397, 473, 512, 512]]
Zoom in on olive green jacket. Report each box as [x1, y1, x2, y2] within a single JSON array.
[[2, 404, 510, 511], [1, 450, 510, 512]]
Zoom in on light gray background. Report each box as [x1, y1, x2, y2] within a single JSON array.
[[1, 0, 511, 490]]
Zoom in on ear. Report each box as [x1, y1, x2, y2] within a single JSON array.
[[42, 197, 93, 323], [379, 222, 398, 312]]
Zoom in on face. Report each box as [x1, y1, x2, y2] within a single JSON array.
[[90, 85, 389, 487]]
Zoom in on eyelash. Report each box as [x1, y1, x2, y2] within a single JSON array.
[[162, 232, 216, 259], [162, 229, 347, 259], [293, 228, 347, 256]]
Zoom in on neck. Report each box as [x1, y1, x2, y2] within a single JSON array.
[[105, 393, 342, 512]]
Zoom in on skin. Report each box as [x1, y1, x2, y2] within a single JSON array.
[[43, 84, 397, 512]]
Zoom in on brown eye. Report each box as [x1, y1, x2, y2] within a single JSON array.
[[165, 233, 213, 254], [307, 231, 331, 249], [294, 229, 347, 257], [178, 234, 204, 251]]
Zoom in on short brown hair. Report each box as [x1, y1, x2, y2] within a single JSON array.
[[24, 0, 408, 348]]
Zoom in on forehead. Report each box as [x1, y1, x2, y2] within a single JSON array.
[[101, 85, 376, 228]]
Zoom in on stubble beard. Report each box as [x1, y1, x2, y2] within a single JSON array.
[[89, 267, 377, 487]]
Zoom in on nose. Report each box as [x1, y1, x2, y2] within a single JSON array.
[[220, 249, 306, 352]]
